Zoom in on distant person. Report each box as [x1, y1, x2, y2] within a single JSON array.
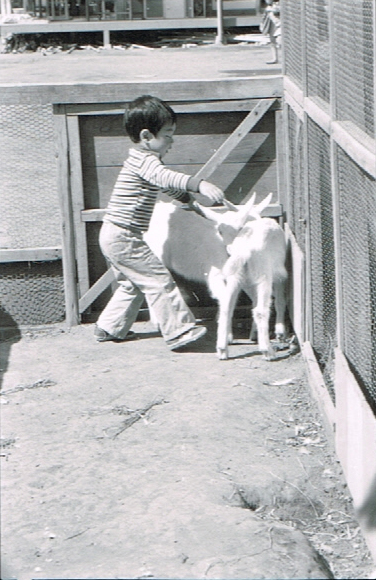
[[260, 0, 281, 64], [95, 95, 224, 350]]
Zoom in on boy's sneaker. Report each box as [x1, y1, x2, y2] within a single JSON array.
[[94, 325, 137, 343], [167, 326, 207, 350]]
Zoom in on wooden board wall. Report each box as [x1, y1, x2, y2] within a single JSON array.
[[79, 108, 278, 315]]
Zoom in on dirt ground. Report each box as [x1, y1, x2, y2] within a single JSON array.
[[1, 318, 375, 580]]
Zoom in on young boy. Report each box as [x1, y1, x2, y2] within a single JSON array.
[[260, 0, 281, 64], [95, 95, 224, 350]]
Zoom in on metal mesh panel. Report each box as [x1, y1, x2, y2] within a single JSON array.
[[287, 106, 306, 251], [282, 0, 303, 88], [307, 119, 336, 400], [337, 147, 376, 412], [0, 261, 65, 326], [0, 104, 60, 249], [306, 0, 330, 103], [333, 0, 375, 138]]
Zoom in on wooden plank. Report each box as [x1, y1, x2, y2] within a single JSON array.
[[304, 96, 331, 135], [79, 268, 115, 313], [0, 247, 62, 263], [194, 99, 277, 181], [335, 348, 376, 563], [67, 115, 91, 299], [332, 121, 376, 179], [275, 109, 287, 215], [0, 77, 283, 106], [81, 203, 283, 223], [82, 127, 274, 168], [66, 99, 281, 116], [301, 341, 336, 436], [86, 160, 278, 208], [53, 106, 80, 327]]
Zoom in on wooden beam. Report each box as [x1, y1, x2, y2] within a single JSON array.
[[0, 247, 62, 263], [332, 121, 376, 179], [53, 105, 80, 327], [65, 99, 281, 116], [79, 268, 115, 314], [67, 114, 91, 299], [0, 78, 283, 106], [81, 204, 283, 223], [194, 98, 277, 181]]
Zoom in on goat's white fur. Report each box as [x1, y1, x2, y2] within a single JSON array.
[[144, 192, 287, 359]]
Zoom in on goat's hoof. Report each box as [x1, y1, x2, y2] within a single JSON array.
[[262, 348, 276, 361], [217, 348, 228, 360]]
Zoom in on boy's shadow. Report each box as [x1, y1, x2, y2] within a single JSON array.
[[0, 308, 21, 390]]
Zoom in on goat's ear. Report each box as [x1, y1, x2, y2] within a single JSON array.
[[254, 192, 273, 216]]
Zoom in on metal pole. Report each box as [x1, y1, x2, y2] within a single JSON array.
[[215, 0, 225, 45]]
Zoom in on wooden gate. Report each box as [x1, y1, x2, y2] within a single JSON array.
[[54, 97, 283, 326]]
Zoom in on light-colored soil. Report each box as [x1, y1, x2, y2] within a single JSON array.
[[1, 319, 375, 580]]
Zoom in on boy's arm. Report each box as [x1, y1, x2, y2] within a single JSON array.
[[138, 152, 224, 205]]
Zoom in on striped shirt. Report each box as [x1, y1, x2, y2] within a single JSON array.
[[103, 147, 200, 232]]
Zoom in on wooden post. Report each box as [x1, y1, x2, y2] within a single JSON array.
[[53, 105, 80, 327], [215, 0, 225, 45]]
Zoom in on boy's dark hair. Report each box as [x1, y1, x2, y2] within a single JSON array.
[[124, 95, 176, 143]]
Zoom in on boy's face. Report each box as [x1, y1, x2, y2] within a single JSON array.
[[146, 122, 176, 159]]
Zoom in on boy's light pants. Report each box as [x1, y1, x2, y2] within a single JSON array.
[[97, 221, 196, 341]]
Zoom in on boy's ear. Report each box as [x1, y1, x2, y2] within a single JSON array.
[[140, 128, 153, 142]]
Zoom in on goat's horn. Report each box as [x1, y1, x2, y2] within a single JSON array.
[[222, 198, 238, 211], [255, 192, 273, 215], [192, 202, 222, 224], [234, 192, 257, 229]]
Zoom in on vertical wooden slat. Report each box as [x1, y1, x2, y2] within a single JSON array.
[[53, 105, 79, 327], [275, 109, 287, 218], [66, 115, 91, 300]]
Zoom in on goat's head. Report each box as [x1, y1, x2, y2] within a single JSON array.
[[193, 192, 273, 246]]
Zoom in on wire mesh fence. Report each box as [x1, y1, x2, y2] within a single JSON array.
[[333, 0, 374, 138], [306, 0, 330, 104], [337, 147, 376, 412], [287, 106, 306, 252], [0, 261, 65, 326], [307, 118, 336, 402], [283, 0, 375, 413], [0, 104, 59, 250], [282, 0, 303, 89]]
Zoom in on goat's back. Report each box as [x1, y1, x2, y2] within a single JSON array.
[[145, 200, 228, 283]]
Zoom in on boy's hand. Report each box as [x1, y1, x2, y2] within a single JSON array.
[[196, 180, 225, 205]]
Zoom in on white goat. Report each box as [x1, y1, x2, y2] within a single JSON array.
[[145, 192, 287, 360]]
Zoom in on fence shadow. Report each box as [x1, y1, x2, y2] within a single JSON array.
[[0, 307, 21, 391]]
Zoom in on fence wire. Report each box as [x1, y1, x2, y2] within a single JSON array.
[[307, 119, 336, 401], [281, 0, 303, 89], [337, 147, 376, 412], [0, 104, 59, 250], [0, 262, 65, 326], [333, 0, 375, 138], [306, 0, 330, 103]]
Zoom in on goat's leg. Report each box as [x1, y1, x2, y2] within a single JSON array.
[[253, 278, 275, 360], [216, 276, 241, 360], [241, 284, 258, 343], [273, 278, 287, 341]]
